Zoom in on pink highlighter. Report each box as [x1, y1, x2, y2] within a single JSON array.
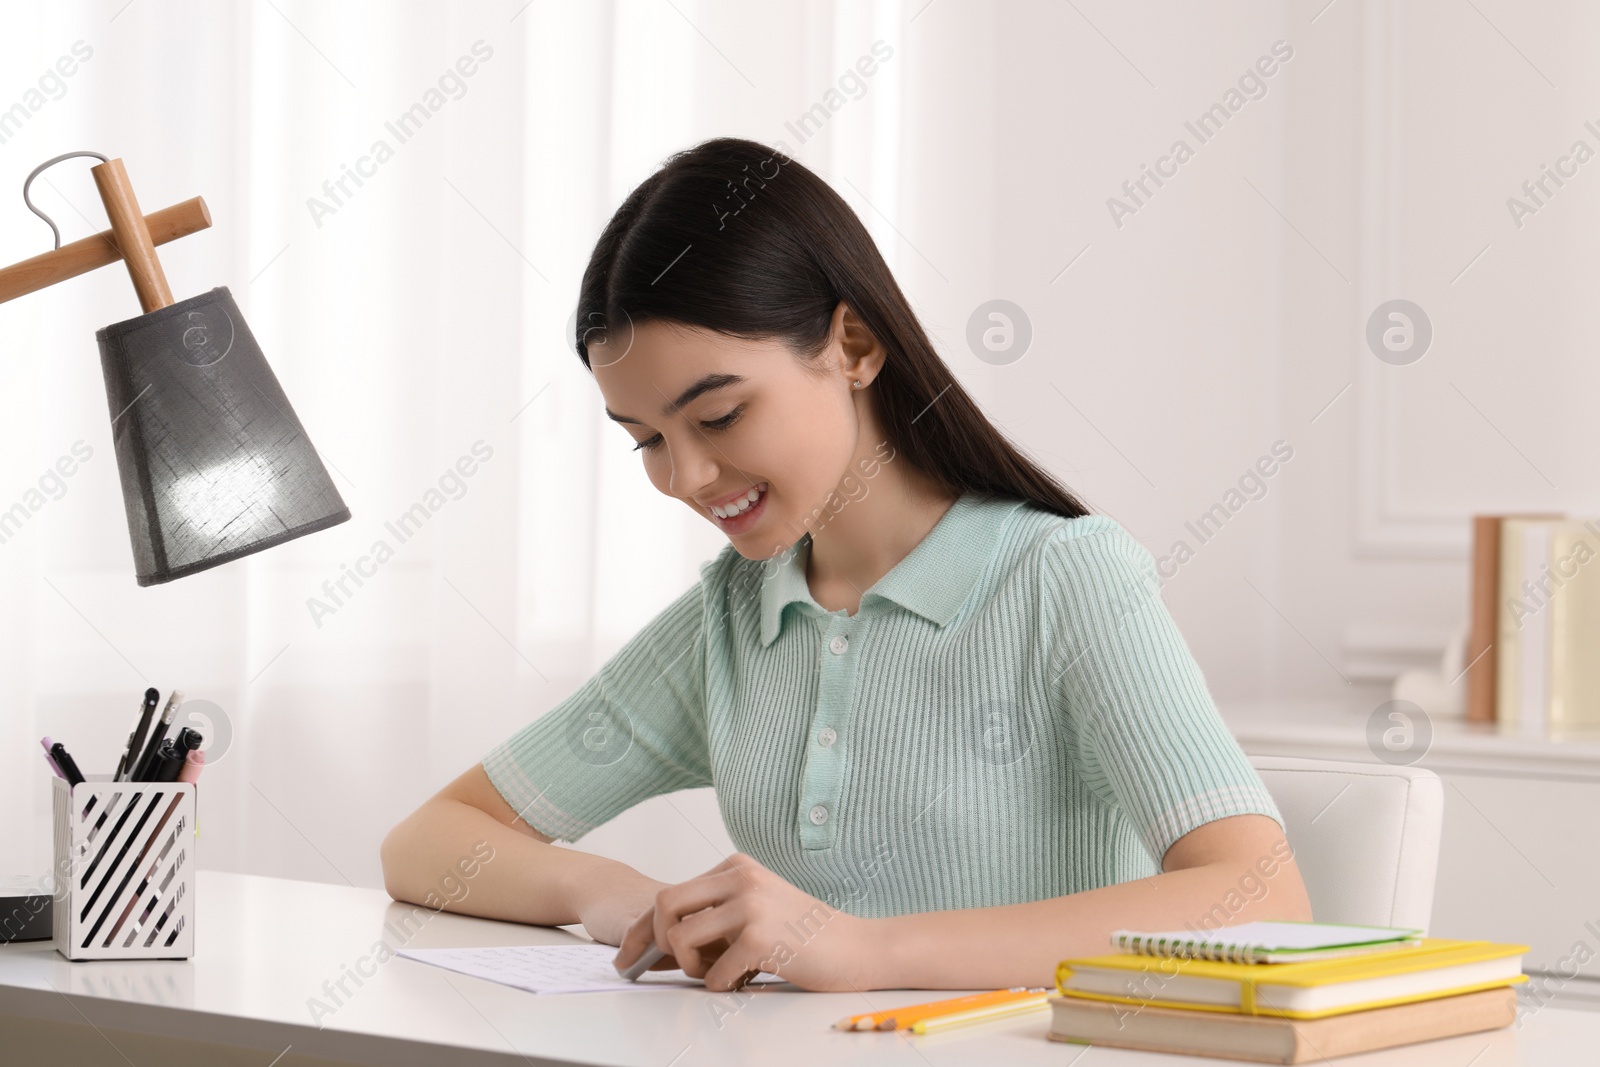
[[39, 737, 66, 779], [177, 748, 204, 839], [177, 747, 205, 783]]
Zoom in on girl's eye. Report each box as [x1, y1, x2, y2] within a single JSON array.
[[629, 406, 744, 452]]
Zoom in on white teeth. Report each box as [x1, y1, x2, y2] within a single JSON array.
[[711, 483, 767, 519]]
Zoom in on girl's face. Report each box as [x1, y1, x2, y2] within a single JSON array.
[[591, 318, 866, 560]]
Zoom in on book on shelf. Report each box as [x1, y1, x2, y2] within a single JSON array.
[[1469, 512, 1600, 730], [1550, 521, 1600, 730], [1467, 514, 1512, 723]]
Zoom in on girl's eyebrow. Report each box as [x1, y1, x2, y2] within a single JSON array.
[[605, 373, 747, 425]]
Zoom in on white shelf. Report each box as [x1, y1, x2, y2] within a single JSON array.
[[1222, 700, 1600, 783]]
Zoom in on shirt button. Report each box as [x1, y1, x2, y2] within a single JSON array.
[[829, 635, 849, 654], [808, 803, 829, 825], [818, 727, 837, 747]]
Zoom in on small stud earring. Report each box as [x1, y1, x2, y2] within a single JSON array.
[[852, 380, 864, 389]]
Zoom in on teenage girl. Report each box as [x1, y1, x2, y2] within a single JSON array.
[[381, 137, 1310, 993]]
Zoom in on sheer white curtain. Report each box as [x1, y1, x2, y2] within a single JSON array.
[[0, 0, 905, 888]]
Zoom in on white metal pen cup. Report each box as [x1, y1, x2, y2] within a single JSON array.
[[51, 774, 197, 960]]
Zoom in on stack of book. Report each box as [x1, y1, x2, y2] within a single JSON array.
[[1047, 921, 1527, 1064], [1467, 514, 1600, 732]]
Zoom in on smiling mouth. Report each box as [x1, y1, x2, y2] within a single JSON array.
[[706, 482, 768, 521]]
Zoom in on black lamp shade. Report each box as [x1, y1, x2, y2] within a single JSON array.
[[96, 286, 350, 586]]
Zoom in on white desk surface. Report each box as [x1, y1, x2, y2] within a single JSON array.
[[0, 870, 1594, 1066]]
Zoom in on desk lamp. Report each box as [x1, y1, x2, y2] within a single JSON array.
[[0, 152, 350, 584]]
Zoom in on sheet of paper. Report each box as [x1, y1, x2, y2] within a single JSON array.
[[397, 944, 785, 995]]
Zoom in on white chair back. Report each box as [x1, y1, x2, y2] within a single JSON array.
[[1250, 755, 1443, 931]]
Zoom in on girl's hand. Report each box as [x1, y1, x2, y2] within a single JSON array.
[[576, 871, 670, 948], [612, 853, 875, 992]]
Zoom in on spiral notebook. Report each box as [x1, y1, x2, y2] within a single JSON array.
[[1108, 921, 1422, 964]]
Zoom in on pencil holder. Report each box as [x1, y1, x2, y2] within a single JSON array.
[[51, 775, 196, 960]]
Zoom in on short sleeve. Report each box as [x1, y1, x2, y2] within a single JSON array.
[[1040, 518, 1282, 864], [482, 574, 713, 842]]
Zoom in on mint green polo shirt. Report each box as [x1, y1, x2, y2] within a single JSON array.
[[483, 491, 1281, 919]]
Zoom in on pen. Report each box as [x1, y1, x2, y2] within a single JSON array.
[[50, 740, 98, 821], [131, 689, 183, 782], [117, 688, 161, 782], [153, 728, 201, 783], [39, 737, 66, 780], [49, 742, 85, 787], [151, 739, 182, 782], [47, 734, 111, 824], [617, 942, 667, 981]]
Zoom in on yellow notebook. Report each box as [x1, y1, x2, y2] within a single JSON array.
[[1055, 939, 1527, 1020]]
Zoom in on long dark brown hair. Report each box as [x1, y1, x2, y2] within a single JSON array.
[[574, 136, 1090, 520]]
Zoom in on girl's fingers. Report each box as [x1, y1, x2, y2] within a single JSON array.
[[702, 934, 769, 993], [663, 898, 745, 978], [614, 906, 663, 971], [670, 933, 732, 980], [650, 869, 746, 957]]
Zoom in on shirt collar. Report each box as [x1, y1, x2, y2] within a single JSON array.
[[757, 491, 1027, 647]]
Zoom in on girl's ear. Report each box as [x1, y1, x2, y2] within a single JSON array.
[[832, 300, 885, 384]]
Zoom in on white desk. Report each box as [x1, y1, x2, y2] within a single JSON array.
[[0, 870, 1595, 1066]]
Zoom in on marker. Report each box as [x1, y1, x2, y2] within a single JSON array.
[[153, 729, 202, 783], [174, 726, 203, 755], [150, 740, 178, 782], [39, 737, 66, 779], [49, 740, 97, 820], [176, 748, 205, 784], [117, 688, 161, 782], [49, 742, 85, 787], [617, 942, 667, 981], [45, 735, 110, 822], [132, 690, 183, 782]]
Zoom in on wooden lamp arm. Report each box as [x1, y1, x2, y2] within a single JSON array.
[[89, 157, 173, 313], [0, 197, 210, 306], [0, 154, 209, 309]]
